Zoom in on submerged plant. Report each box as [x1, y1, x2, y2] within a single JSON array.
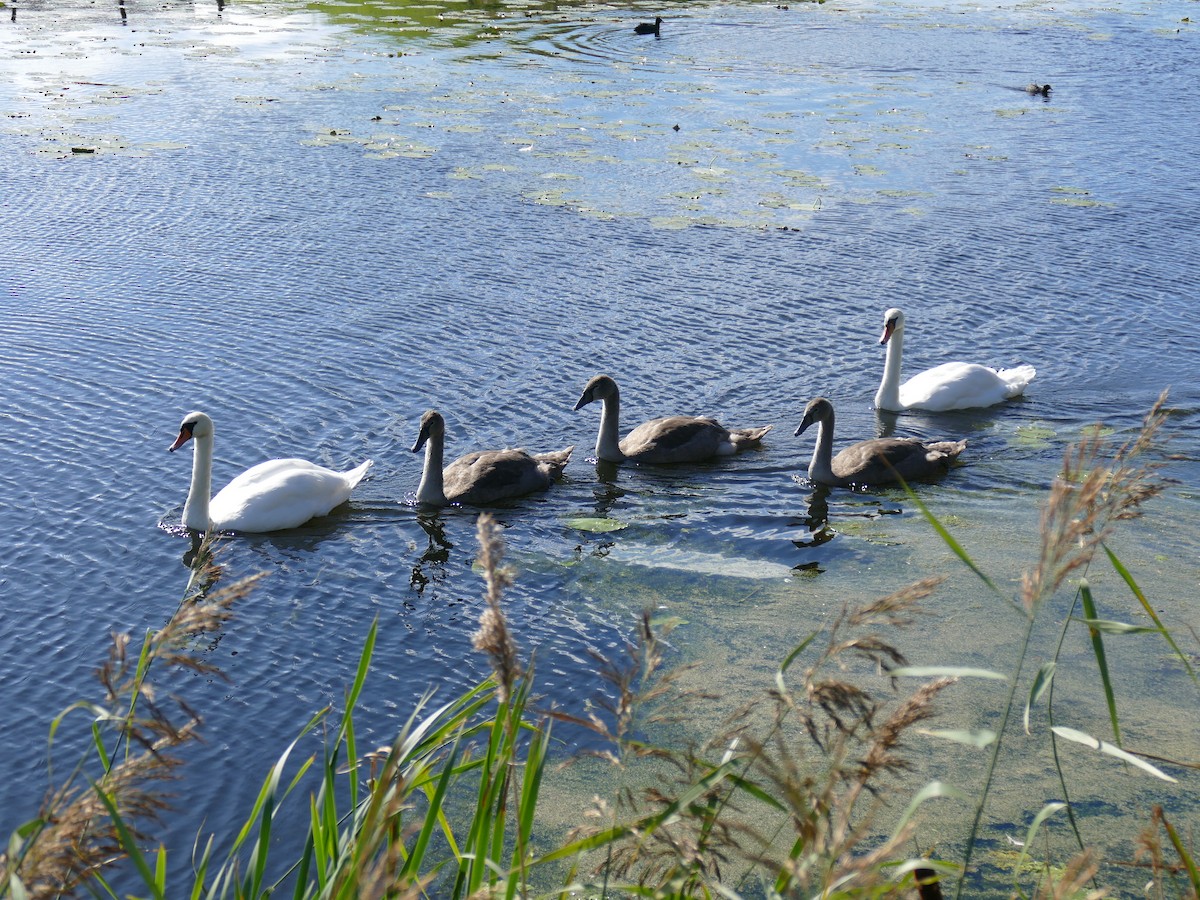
[[551, 576, 959, 898]]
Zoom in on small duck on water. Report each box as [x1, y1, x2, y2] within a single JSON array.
[[635, 16, 662, 34], [1026, 83, 1052, 95]]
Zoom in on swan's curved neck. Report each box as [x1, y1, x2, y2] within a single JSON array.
[[875, 327, 905, 411], [183, 433, 213, 532], [808, 416, 838, 485], [416, 431, 448, 505], [595, 393, 626, 463]]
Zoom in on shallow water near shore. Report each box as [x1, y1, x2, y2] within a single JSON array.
[[1, 0, 1198, 890]]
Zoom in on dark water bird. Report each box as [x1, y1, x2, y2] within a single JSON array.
[[874, 307, 1036, 412], [634, 16, 662, 34], [1026, 83, 1052, 95], [574, 374, 772, 464], [169, 411, 372, 533], [794, 397, 965, 487], [411, 410, 572, 506]]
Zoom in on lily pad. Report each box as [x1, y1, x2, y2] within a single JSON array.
[[1012, 423, 1056, 448]]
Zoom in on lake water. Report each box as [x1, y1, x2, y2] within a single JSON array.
[[1, 0, 1197, 890]]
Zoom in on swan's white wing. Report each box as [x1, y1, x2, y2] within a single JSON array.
[[899, 362, 1013, 411], [210, 458, 363, 532]]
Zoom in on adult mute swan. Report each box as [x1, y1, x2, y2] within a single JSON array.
[[874, 308, 1036, 412], [573, 374, 772, 464], [411, 410, 573, 506], [795, 397, 965, 487], [168, 411, 372, 533]]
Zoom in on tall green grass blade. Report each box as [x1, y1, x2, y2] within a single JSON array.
[[1051, 726, 1177, 782], [509, 719, 551, 900], [338, 618, 377, 746], [402, 740, 462, 882], [1024, 662, 1055, 735], [1009, 803, 1067, 892], [1160, 809, 1200, 894], [778, 631, 820, 681], [954, 614, 1036, 900], [901, 485, 1013, 609], [90, 721, 111, 774], [244, 791, 275, 898], [154, 844, 167, 894], [189, 835, 213, 900], [1079, 580, 1121, 747], [93, 784, 164, 900], [1072, 618, 1159, 635], [1103, 544, 1198, 684], [229, 708, 325, 856], [890, 781, 968, 844], [460, 695, 514, 897]]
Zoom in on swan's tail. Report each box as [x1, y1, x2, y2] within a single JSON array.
[[344, 459, 373, 489], [729, 424, 773, 450], [535, 446, 574, 480], [1000, 365, 1036, 398], [925, 440, 967, 466]]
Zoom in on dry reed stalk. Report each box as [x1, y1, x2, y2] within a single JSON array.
[[472, 513, 520, 703]]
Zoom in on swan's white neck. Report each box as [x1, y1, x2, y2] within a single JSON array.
[[875, 326, 905, 411], [183, 432, 213, 532], [595, 394, 626, 463], [416, 431, 448, 505], [808, 417, 838, 485]]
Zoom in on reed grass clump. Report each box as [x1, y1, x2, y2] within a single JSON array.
[[0, 541, 258, 899]]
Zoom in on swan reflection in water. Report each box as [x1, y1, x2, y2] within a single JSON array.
[[792, 483, 836, 550], [410, 513, 453, 595]]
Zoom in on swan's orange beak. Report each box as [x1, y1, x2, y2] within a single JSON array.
[[879, 319, 895, 346], [169, 425, 193, 453]]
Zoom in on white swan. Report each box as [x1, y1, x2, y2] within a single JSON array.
[[874, 308, 1036, 412], [412, 409, 573, 506], [795, 397, 966, 487], [573, 374, 772, 464], [168, 411, 372, 533]]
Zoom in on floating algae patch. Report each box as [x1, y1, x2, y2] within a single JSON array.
[[1011, 423, 1057, 449], [877, 189, 934, 200], [1049, 186, 1113, 208]]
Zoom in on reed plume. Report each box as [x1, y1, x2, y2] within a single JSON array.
[[472, 513, 520, 703], [1020, 391, 1169, 612]]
